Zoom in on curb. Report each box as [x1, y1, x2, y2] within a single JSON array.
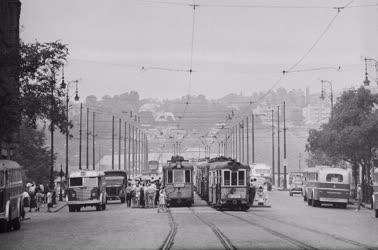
[[52, 203, 67, 213]]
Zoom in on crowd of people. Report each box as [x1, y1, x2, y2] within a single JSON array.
[[125, 177, 167, 212], [22, 182, 54, 213]]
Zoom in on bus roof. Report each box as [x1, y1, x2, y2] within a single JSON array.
[[0, 160, 22, 171], [69, 170, 105, 178], [209, 160, 249, 171]]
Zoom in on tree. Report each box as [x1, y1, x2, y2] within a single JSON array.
[[306, 87, 378, 202], [13, 124, 52, 185], [19, 40, 70, 134]]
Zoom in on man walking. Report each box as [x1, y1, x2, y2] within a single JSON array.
[[356, 184, 362, 211]]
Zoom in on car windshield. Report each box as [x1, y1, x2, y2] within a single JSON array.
[[70, 177, 83, 187], [70, 177, 98, 187], [326, 173, 343, 183]]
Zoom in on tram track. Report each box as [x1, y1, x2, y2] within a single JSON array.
[[159, 209, 177, 250], [223, 211, 319, 250], [188, 207, 237, 250], [244, 212, 376, 250]]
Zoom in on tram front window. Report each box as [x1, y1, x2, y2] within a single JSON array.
[[224, 171, 230, 185], [238, 171, 245, 186], [185, 170, 191, 183], [231, 172, 238, 186], [174, 170, 184, 183], [167, 170, 173, 184]]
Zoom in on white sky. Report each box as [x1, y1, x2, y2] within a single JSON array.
[[20, 0, 378, 100]]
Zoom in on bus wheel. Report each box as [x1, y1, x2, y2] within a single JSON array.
[[96, 205, 101, 211], [0, 220, 8, 233], [12, 217, 21, 231], [101, 203, 106, 210], [341, 203, 347, 209], [68, 205, 75, 212]]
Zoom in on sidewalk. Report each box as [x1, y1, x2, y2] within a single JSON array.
[[23, 200, 67, 218]]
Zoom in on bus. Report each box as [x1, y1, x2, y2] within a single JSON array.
[[66, 170, 107, 212], [0, 160, 23, 232], [104, 170, 127, 203], [303, 166, 350, 208], [250, 163, 272, 191], [162, 156, 194, 207]]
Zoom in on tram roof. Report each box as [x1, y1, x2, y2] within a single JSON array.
[[69, 170, 105, 178], [162, 162, 194, 170], [0, 160, 22, 171], [209, 160, 249, 171]]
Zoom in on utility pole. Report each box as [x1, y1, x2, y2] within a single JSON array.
[[298, 153, 302, 172], [65, 83, 69, 179], [271, 109, 275, 185], [128, 123, 131, 175], [252, 112, 255, 164], [238, 123, 242, 161], [112, 115, 114, 170], [277, 105, 281, 188], [246, 116, 249, 164], [124, 121, 127, 171], [86, 107, 89, 170], [283, 101, 287, 189], [138, 126, 141, 175], [241, 120, 245, 163], [92, 112, 95, 170], [50, 81, 55, 188], [132, 124, 135, 177], [79, 103, 82, 170], [119, 118, 121, 170]]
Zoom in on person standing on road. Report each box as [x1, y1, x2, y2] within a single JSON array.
[[356, 184, 362, 211], [126, 183, 132, 208], [158, 187, 167, 213], [46, 189, 53, 212], [155, 180, 161, 206]]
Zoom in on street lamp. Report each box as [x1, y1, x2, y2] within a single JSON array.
[[320, 80, 333, 119], [61, 67, 80, 182]]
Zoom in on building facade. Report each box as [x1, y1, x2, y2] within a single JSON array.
[[0, 0, 21, 158]]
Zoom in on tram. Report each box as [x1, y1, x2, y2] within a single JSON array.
[[207, 157, 252, 210], [162, 156, 194, 207], [196, 160, 210, 201]]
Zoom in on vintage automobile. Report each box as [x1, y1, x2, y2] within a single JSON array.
[[289, 179, 304, 196], [104, 170, 127, 203]]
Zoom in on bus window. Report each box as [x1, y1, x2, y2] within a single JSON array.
[[326, 174, 343, 182], [224, 170, 230, 185], [238, 171, 245, 186], [231, 172, 238, 186], [70, 177, 83, 187], [185, 170, 191, 183], [167, 170, 173, 184], [0, 171, 4, 187]]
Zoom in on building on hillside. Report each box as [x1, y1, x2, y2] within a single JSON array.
[[302, 101, 331, 127], [0, 0, 21, 158]]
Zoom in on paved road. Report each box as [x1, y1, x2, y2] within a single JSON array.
[[1, 192, 377, 249]]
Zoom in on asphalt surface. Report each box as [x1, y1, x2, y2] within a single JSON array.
[[0, 191, 377, 250]]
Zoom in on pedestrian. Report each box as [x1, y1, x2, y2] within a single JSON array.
[[148, 182, 156, 208], [155, 180, 161, 206], [158, 187, 167, 213], [140, 183, 145, 208], [356, 184, 362, 211], [135, 184, 140, 208], [22, 189, 30, 213], [46, 189, 53, 212], [126, 183, 132, 208], [35, 190, 44, 212]]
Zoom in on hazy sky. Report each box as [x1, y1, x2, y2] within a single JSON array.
[[20, 0, 378, 100]]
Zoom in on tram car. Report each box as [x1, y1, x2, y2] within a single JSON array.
[[162, 156, 194, 207], [207, 157, 252, 210], [196, 161, 210, 201]]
